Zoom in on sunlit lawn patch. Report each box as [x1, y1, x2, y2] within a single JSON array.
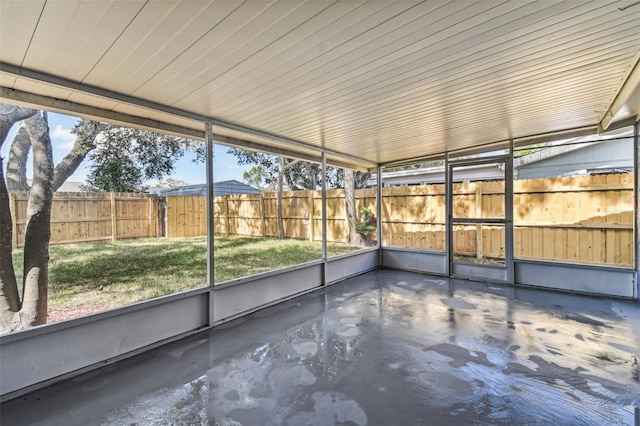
[[11, 236, 360, 321]]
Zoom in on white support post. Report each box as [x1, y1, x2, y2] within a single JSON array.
[[634, 121, 639, 300], [321, 153, 327, 285], [206, 123, 215, 324], [445, 153, 452, 276], [505, 139, 515, 284], [377, 164, 383, 266]]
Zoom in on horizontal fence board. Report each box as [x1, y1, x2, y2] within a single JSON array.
[[10, 192, 159, 247], [382, 173, 633, 267], [8, 173, 633, 267]]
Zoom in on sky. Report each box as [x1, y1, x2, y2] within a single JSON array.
[[1, 111, 251, 187]]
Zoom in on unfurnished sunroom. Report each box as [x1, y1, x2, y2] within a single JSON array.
[[1, 1, 639, 423]]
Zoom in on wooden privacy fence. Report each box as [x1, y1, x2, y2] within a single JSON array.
[[514, 173, 632, 266], [9, 173, 633, 267], [9, 192, 159, 248], [382, 173, 633, 267], [166, 188, 378, 242]]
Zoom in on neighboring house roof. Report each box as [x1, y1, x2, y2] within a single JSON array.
[[57, 181, 85, 192], [369, 138, 633, 186], [149, 180, 261, 196], [26, 180, 85, 192], [372, 163, 505, 186], [514, 138, 632, 180]]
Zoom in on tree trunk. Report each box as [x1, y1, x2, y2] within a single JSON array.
[[16, 112, 54, 329], [6, 127, 31, 191], [276, 157, 284, 239], [5, 116, 107, 193], [0, 104, 36, 145], [345, 169, 365, 246], [51, 121, 106, 191], [0, 105, 35, 332], [0, 160, 19, 331]]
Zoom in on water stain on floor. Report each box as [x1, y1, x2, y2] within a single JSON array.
[[2, 270, 639, 425]]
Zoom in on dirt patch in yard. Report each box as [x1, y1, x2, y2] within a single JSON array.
[[47, 306, 102, 323]]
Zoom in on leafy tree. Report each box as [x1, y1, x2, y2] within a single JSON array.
[[383, 160, 443, 173], [85, 158, 143, 193], [228, 148, 326, 238], [0, 103, 197, 332], [154, 177, 190, 188], [242, 166, 272, 192], [228, 147, 371, 242], [514, 143, 551, 158], [384, 164, 418, 173], [356, 207, 376, 242], [228, 147, 369, 190], [83, 126, 192, 192]]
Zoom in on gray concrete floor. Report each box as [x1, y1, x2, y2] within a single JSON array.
[[2, 269, 640, 425]]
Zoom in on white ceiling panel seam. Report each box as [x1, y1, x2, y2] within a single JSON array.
[[254, 62, 629, 138], [293, 90, 621, 144], [250, 54, 631, 125], [189, 1, 466, 104], [81, 1, 192, 85], [0, 63, 376, 168], [308, 93, 621, 140], [85, 2, 244, 93], [178, 2, 404, 105], [228, 41, 636, 129], [128, 2, 275, 102], [198, 1, 473, 117], [236, 23, 640, 123], [252, 60, 628, 138], [78, 3, 150, 84], [2, 0, 638, 165], [170, 1, 362, 106], [209, 1, 600, 119], [166, 1, 320, 106]]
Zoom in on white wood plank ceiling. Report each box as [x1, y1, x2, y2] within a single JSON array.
[[1, 0, 639, 167]]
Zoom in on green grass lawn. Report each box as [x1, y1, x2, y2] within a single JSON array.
[[11, 236, 360, 322]]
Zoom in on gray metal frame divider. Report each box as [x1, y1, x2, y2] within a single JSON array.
[[206, 123, 215, 324], [635, 120, 639, 298], [447, 152, 513, 283], [322, 153, 328, 285]]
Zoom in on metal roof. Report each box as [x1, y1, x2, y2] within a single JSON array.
[[1, 1, 639, 169], [149, 180, 261, 197], [369, 137, 633, 185]]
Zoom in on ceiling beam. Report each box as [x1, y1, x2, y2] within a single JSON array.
[[0, 87, 369, 171], [599, 52, 640, 132], [0, 62, 377, 169], [210, 133, 319, 165], [0, 87, 205, 139]]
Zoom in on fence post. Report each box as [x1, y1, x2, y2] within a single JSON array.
[[344, 189, 350, 243], [147, 196, 153, 237], [259, 193, 266, 237], [158, 196, 166, 238], [475, 184, 483, 259], [224, 196, 230, 236], [308, 190, 315, 241], [9, 192, 18, 249], [110, 192, 117, 241]]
